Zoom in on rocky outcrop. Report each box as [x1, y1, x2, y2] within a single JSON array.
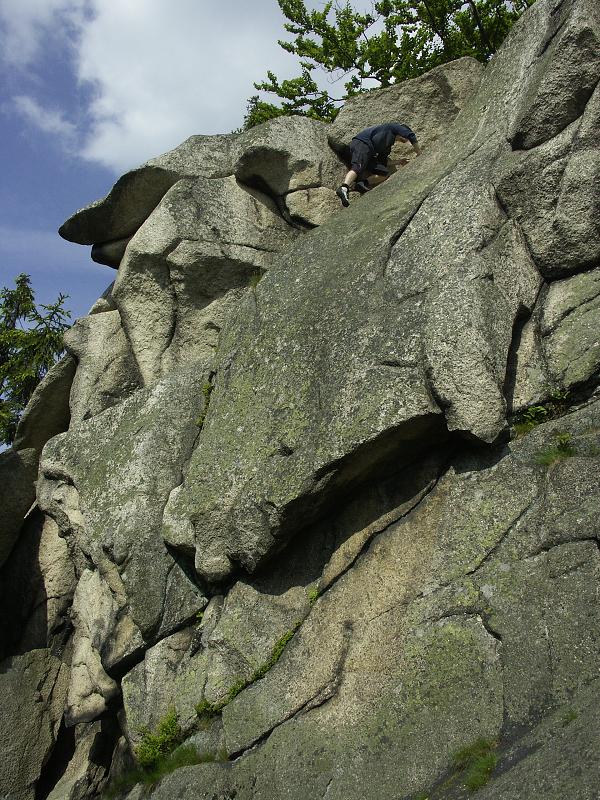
[[2, 1, 600, 799]]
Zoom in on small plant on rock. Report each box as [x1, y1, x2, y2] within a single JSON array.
[[536, 432, 576, 467], [513, 388, 571, 437], [135, 709, 182, 770], [248, 271, 263, 290], [513, 404, 549, 436], [452, 738, 498, 792], [106, 744, 227, 796], [306, 585, 320, 605], [561, 708, 578, 726]]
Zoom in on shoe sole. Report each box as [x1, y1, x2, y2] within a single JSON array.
[[336, 188, 350, 207]]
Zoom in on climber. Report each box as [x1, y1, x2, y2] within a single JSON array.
[[336, 122, 421, 207]]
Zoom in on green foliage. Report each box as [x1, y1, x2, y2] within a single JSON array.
[[242, 95, 291, 129], [513, 404, 549, 435], [247, 0, 535, 125], [0, 273, 71, 446], [248, 271, 264, 291], [195, 610, 204, 624], [513, 389, 571, 437], [307, 585, 320, 605], [135, 709, 182, 770], [452, 738, 498, 792], [107, 745, 228, 796], [536, 432, 576, 467], [561, 708, 578, 726]]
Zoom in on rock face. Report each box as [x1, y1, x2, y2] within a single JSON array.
[[2, 2, 600, 799]]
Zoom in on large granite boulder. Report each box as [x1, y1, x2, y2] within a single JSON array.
[[112, 176, 298, 385], [143, 395, 600, 800], [0, 650, 70, 800], [0, 447, 38, 567], [64, 308, 140, 424]]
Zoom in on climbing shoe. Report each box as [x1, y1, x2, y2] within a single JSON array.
[[355, 180, 371, 194], [336, 184, 350, 207]]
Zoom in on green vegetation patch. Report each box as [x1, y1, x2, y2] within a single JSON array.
[[306, 585, 320, 605], [561, 708, 579, 726], [536, 432, 576, 467], [248, 271, 263, 290], [135, 709, 182, 770], [106, 745, 228, 797], [452, 738, 498, 792], [513, 388, 570, 437]]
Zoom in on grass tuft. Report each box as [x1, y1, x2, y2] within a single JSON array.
[[535, 432, 576, 467], [135, 709, 182, 770], [307, 585, 320, 605], [106, 745, 228, 796], [248, 271, 263, 290], [452, 738, 498, 792]]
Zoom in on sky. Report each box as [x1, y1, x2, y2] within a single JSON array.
[[0, 0, 372, 321]]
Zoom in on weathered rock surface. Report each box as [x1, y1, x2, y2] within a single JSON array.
[[64, 308, 140, 423], [0, 447, 38, 567], [162, 0, 600, 589], [112, 175, 298, 385], [234, 115, 343, 197], [0, 650, 69, 800], [91, 236, 132, 269], [38, 366, 208, 653], [3, 1, 600, 799], [0, 511, 75, 660], [13, 355, 76, 454]]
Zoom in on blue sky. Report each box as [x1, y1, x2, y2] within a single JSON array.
[[0, 0, 371, 321]]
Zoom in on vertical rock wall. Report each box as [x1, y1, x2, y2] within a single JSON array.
[[1, 1, 599, 798]]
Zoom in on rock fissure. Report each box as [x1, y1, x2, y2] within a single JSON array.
[[159, 238, 185, 365], [320, 460, 446, 597], [228, 621, 353, 762]]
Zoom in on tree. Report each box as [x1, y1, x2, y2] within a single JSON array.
[[0, 274, 71, 446], [247, 0, 535, 126]]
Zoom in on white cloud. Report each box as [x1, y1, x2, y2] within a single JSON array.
[[0, 0, 86, 66], [2, 0, 378, 173], [74, 0, 312, 172], [14, 95, 77, 142]]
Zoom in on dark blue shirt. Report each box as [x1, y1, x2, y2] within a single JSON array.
[[353, 123, 417, 157]]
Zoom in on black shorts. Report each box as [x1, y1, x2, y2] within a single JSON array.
[[349, 138, 377, 179]]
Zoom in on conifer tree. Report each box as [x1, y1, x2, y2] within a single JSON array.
[[0, 274, 71, 446]]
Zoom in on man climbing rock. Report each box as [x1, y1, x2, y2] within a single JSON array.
[[336, 122, 421, 207]]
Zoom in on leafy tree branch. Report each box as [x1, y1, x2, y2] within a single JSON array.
[[244, 0, 535, 127]]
